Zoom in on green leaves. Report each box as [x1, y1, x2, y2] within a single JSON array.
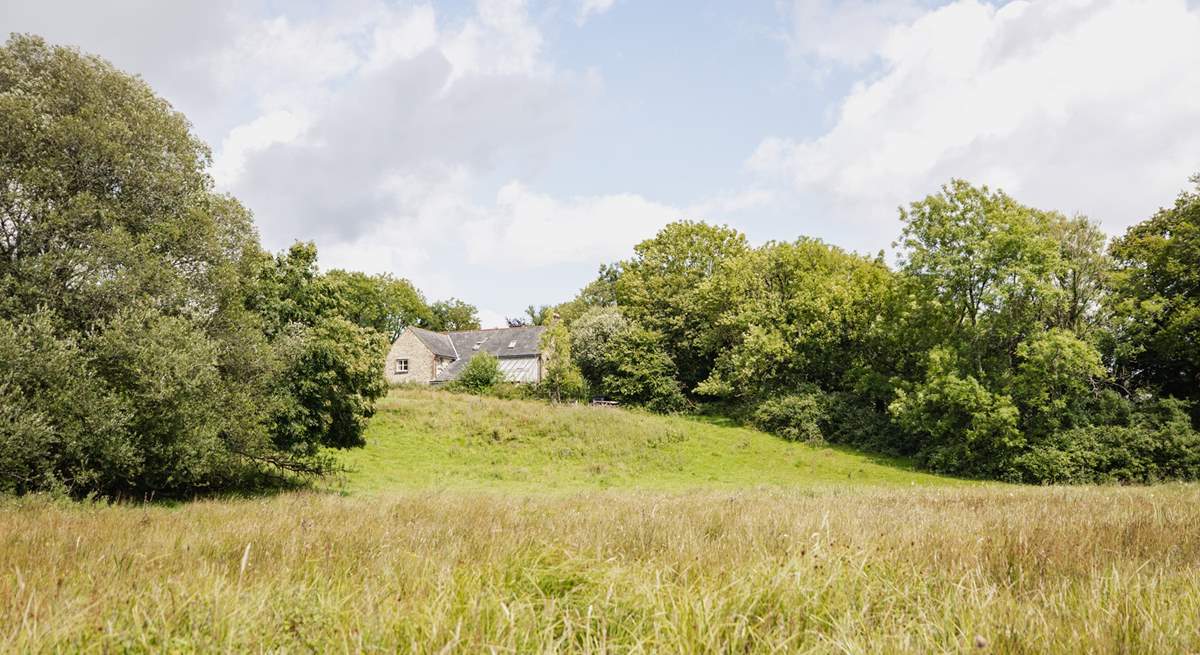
[[451, 352, 503, 393], [0, 36, 392, 496], [1109, 177, 1200, 412]]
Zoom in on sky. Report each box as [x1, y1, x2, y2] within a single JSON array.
[[3, 0, 1200, 327]]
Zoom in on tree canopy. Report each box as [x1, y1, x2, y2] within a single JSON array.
[[0, 36, 393, 496]]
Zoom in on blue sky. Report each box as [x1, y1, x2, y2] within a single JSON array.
[[3, 0, 1200, 326]]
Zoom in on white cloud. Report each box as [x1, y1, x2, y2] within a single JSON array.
[[577, 0, 617, 25], [313, 168, 683, 274], [443, 0, 545, 81], [463, 182, 682, 268], [756, 0, 1200, 246], [210, 110, 310, 188], [787, 0, 929, 70]]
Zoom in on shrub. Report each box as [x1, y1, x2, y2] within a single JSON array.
[[889, 349, 1023, 477], [822, 392, 898, 453], [599, 327, 690, 413], [452, 353, 503, 393], [1014, 423, 1200, 484], [483, 382, 535, 401], [751, 393, 827, 443]]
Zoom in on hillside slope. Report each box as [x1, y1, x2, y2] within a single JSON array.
[[335, 388, 962, 492]]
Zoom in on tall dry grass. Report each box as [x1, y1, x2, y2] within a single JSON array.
[[2, 485, 1199, 653]]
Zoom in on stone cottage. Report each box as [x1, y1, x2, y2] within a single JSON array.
[[384, 325, 546, 384]]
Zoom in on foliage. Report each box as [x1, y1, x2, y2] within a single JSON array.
[[554, 264, 620, 325], [889, 349, 1023, 478], [614, 221, 749, 390], [0, 36, 384, 496], [0, 311, 131, 495], [451, 352, 503, 393], [1010, 328, 1106, 439], [427, 298, 481, 331], [599, 327, 690, 412], [324, 269, 430, 341], [697, 239, 893, 398], [569, 306, 629, 384], [750, 393, 827, 443], [538, 319, 587, 402], [1108, 177, 1200, 417], [1014, 420, 1200, 484], [252, 244, 389, 452]]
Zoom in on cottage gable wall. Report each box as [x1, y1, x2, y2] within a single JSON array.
[[384, 328, 437, 384]]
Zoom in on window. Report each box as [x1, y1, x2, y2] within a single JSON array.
[[395, 358, 409, 374]]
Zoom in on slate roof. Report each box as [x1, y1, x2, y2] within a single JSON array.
[[447, 326, 545, 358], [409, 326, 457, 359], [429, 325, 546, 383]]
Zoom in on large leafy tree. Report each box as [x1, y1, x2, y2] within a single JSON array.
[[426, 298, 481, 331], [1109, 176, 1200, 415], [324, 269, 431, 341], [614, 221, 749, 390], [896, 180, 1063, 377], [696, 238, 893, 399], [250, 244, 388, 451], [0, 35, 384, 495]]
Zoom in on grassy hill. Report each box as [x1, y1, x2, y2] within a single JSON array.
[[335, 387, 961, 493]]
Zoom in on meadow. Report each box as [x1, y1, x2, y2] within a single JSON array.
[[3, 389, 1199, 653], [335, 388, 957, 493]]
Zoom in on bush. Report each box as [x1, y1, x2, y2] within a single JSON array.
[[451, 353, 503, 393], [599, 327, 690, 413], [822, 392, 898, 453], [1014, 423, 1200, 484], [483, 382, 535, 401], [889, 349, 1023, 477], [751, 393, 827, 442]]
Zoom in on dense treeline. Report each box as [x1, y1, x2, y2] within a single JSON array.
[[0, 36, 478, 496], [4, 34, 1198, 493], [557, 180, 1200, 483]]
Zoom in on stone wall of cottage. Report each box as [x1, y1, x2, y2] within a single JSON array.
[[384, 328, 437, 384]]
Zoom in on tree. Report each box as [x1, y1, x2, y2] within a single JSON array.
[[1048, 215, 1109, 335], [614, 221, 749, 390], [569, 306, 630, 385], [696, 238, 894, 399], [1010, 329, 1106, 439], [324, 270, 431, 342], [600, 327, 689, 412], [525, 304, 553, 326], [251, 245, 389, 450], [896, 180, 1062, 379], [538, 318, 586, 402], [1109, 176, 1200, 418], [0, 36, 385, 496], [427, 298, 481, 331], [888, 348, 1023, 477], [554, 264, 620, 325]]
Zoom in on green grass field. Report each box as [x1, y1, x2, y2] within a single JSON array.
[[334, 387, 960, 492], [4, 388, 1200, 653]]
